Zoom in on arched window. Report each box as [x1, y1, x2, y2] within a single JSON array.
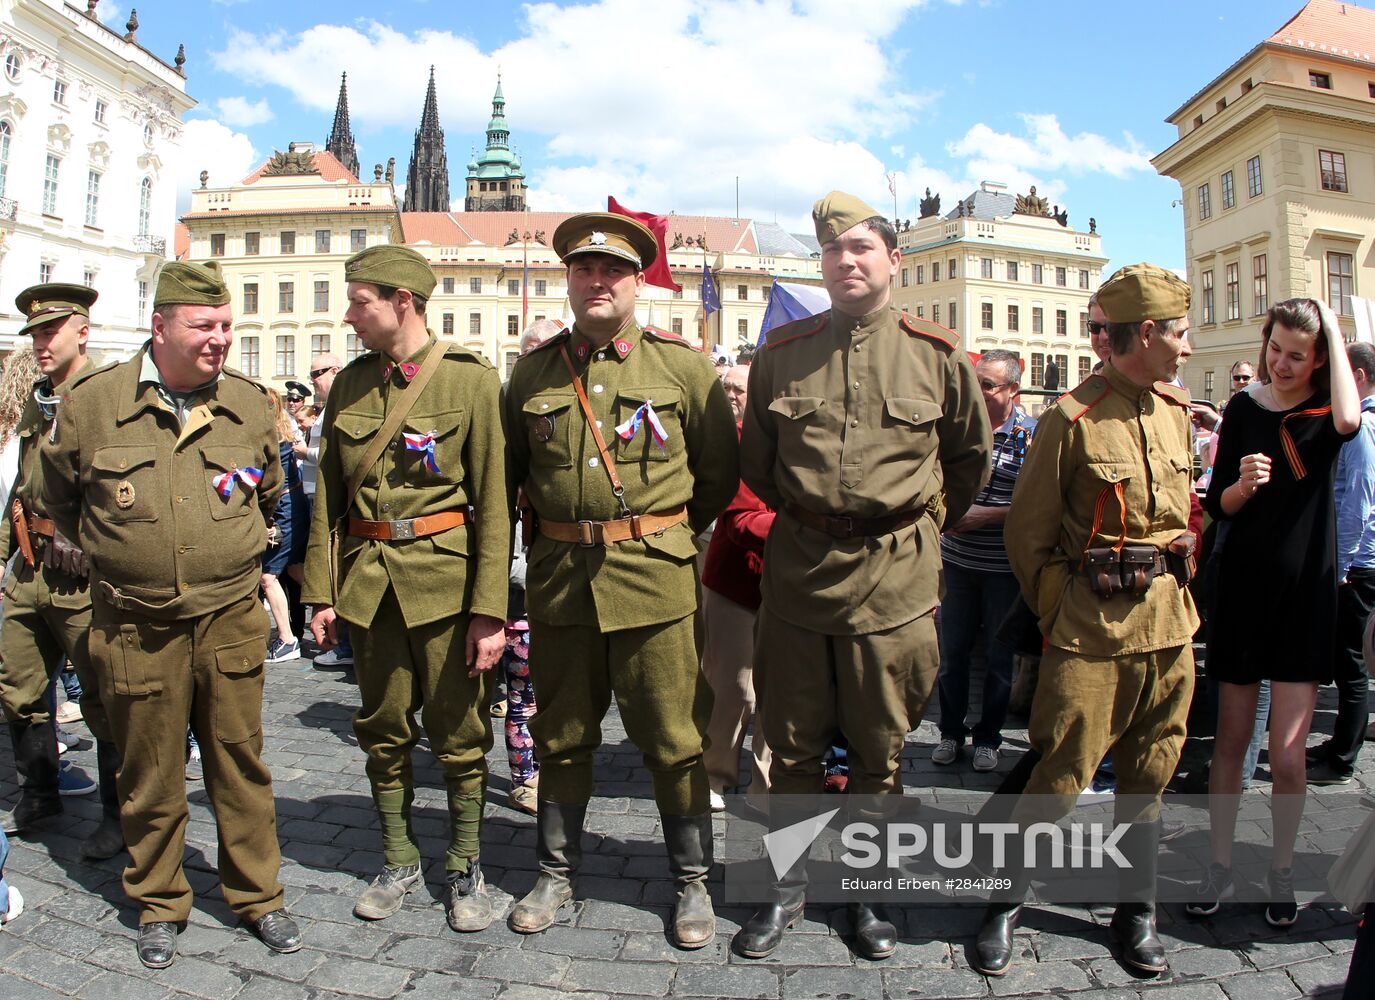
[[138, 177, 152, 235], [0, 121, 11, 198]]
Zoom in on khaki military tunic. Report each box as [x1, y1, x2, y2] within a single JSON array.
[[739, 306, 992, 797], [301, 334, 510, 870], [504, 321, 738, 812], [0, 358, 111, 744], [35, 345, 287, 926], [1005, 362, 1198, 807]]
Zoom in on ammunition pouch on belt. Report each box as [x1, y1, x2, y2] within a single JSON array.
[[1079, 539, 1194, 598]]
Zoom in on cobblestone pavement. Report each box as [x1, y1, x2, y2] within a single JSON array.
[[1, 646, 1365, 999]]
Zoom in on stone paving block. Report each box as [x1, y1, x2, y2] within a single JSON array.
[[306, 954, 414, 997], [10, 914, 104, 958], [378, 934, 480, 973], [577, 874, 646, 904], [881, 967, 991, 998], [987, 958, 1095, 995], [5, 970, 80, 1000], [278, 818, 347, 844], [674, 964, 781, 998], [472, 946, 572, 985], [1219, 971, 1305, 1000], [4, 941, 107, 992], [726, 932, 854, 967], [1245, 937, 1332, 970], [72, 971, 175, 1000], [879, 936, 953, 968], [576, 899, 671, 932], [618, 933, 732, 964], [497, 987, 606, 1000], [1133, 985, 1228, 1000], [140, 953, 249, 1000], [298, 915, 390, 959], [560, 958, 674, 996], [1285, 953, 1355, 995], [218, 936, 326, 982], [779, 965, 884, 999], [1166, 945, 1248, 978], [515, 923, 625, 958], [404, 970, 502, 999], [1083, 954, 1172, 990]]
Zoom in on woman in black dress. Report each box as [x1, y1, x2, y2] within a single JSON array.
[[1188, 298, 1360, 926]]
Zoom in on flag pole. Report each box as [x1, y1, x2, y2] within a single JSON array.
[[521, 206, 530, 330]]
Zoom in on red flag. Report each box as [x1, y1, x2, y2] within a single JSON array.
[[607, 196, 682, 292]]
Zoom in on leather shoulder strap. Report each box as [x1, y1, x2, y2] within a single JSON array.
[[559, 343, 628, 512], [341, 341, 448, 516]]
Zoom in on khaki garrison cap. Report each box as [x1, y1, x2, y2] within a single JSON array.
[[552, 212, 658, 270], [154, 261, 231, 309], [15, 283, 98, 335], [1097, 262, 1191, 323], [344, 245, 437, 298], [812, 190, 884, 245]]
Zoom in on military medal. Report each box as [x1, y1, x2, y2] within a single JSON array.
[[534, 414, 555, 442], [115, 481, 136, 509], [402, 430, 441, 473], [212, 465, 264, 499], [616, 400, 669, 449]]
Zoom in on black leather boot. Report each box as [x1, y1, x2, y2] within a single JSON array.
[[734, 836, 808, 959], [1110, 816, 1166, 973], [82, 739, 125, 860], [973, 902, 1022, 975], [662, 813, 715, 949], [509, 800, 586, 933], [848, 901, 897, 960]]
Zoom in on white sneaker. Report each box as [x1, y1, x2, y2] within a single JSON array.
[[2, 885, 23, 925], [313, 647, 354, 667], [931, 738, 960, 765], [971, 745, 999, 772], [56, 701, 83, 725], [709, 790, 726, 813]]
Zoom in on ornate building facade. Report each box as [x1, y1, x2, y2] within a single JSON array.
[[891, 181, 1107, 407], [463, 77, 526, 212], [0, 0, 192, 354], [401, 67, 450, 213], [1153, 0, 1375, 403]]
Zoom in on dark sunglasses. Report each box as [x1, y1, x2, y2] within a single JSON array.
[[309, 366, 338, 379], [1087, 320, 1107, 335], [1232, 374, 1252, 382]]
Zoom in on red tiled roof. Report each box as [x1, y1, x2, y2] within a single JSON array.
[[401, 210, 758, 254], [174, 223, 190, 260], [1267, 0, 1375, 62], [240, 150, 362, 186]]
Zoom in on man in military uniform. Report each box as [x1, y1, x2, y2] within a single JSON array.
[[302, 245, 511, 932], [735, 191, 991, 961], [0, 284, 122, 860], [973, 263, 1198, 977], [503, 213, 738, 949], [36, 261, 301, 968]]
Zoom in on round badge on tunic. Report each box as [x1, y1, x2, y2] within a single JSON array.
[[534, 415, 556, 442], [115, 480, 135, 509]]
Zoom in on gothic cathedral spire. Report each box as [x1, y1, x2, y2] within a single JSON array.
[[403, 67, 450, 212], [324, 72, 360, 180]]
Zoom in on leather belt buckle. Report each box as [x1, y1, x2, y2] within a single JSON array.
[[577, 520, 598, 547], [390, 518, 417, 541], [825, 515, 854, 538]]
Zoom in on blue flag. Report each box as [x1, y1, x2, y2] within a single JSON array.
[[701, 264, 721, 315]]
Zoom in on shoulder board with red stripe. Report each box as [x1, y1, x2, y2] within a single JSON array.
[[899, 313, 957, 349], [1151, 381, 1191, 408], [642, 325, 694, 348], [764, 312, 828, 350], [1054, 374, 1111, 423], [524, 329, 570, 356]]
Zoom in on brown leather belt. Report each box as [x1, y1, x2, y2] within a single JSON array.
[[783, 502, 924, 540], [538, 506, 687, 546], [347, 509, 470, 541], [29, 516, 55, 539]]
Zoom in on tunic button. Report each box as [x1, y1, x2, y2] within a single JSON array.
[[541, 403, 549, 411], [178, 545, 187, 554], [597, 351, 606, 360], [851, 420, 859, 427], [596, 420, 603, 428], [589, 457, 599, 468], [382, 502, 391, 512], [854, 345, 862, 352], [118, 459, 127, 469], [592, 384, 604, 394]]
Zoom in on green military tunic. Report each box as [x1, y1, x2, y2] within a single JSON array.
[[0, 358, 111, 743], [34, 344, 287, 926], [503, 320, 738, 812], [1004, 362, 1198, 806], [739, 306, 992, 796], [301, 333, 510, 871]]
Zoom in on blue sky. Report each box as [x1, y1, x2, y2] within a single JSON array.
[[108, 0, 1310, 273]]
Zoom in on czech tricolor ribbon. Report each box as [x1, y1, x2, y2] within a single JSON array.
[[403, 431, 441, 473], [212, 466, 264, 499], [616, 400, 669, 449]]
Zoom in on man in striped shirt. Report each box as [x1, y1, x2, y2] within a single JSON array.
[[932, 349, 1035, 772]]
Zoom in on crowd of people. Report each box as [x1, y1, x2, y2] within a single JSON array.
[[0, 189, 1370, 999]]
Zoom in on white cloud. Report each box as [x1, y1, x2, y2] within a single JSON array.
[[948, 113, 1153, 181], [99, 2, 123, 31], [214, 96, 274, 128], [176, 119, 258, 213], [211, 0, 945, 231]]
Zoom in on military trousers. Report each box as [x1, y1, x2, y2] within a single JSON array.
[[89, 591, 284, 926], [755, 605, 939, 796], [1016, 643, 1194, 823], [0, 561, 111, 744], [350, 587, 493, 870], [527, 614, 712, 815]]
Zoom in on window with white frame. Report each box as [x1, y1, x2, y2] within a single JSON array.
[[42, 155, 60, 215], [0, 121, 11, 198], [275, 336, 294, 377], [138, 177, 152, 235], [240, 336, 260, 377]]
